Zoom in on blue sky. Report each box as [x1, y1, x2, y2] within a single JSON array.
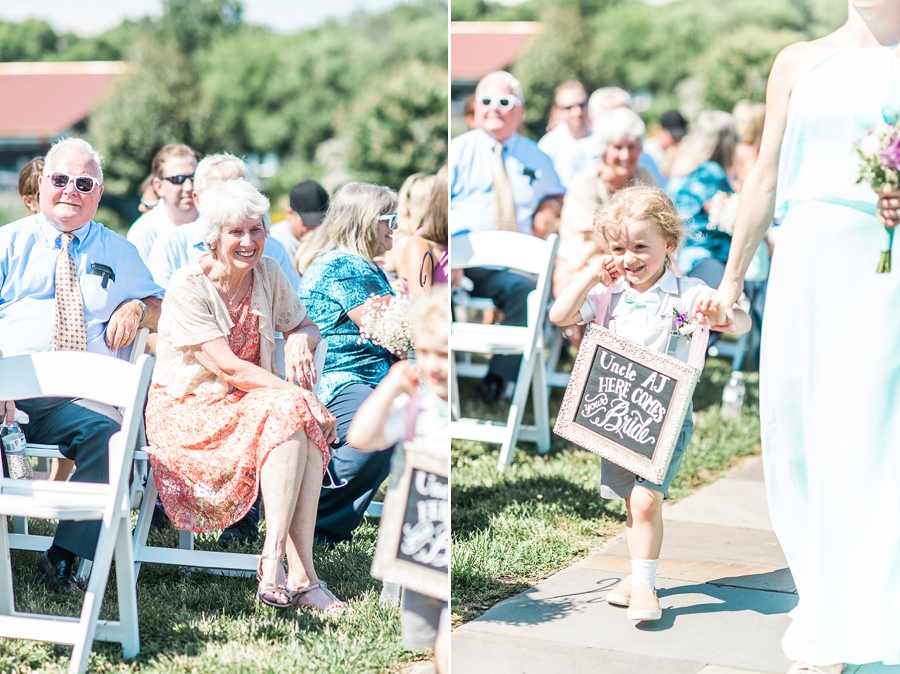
[[0, 0, 408, 37]]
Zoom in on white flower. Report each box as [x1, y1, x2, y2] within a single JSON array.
[[358, 293, 415, 356], [678, 322, 696, 337], [858, 131, 884, 160]]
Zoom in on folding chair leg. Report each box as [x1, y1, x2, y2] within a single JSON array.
[[497, 355, 536, 470], [0, 528, 14, 615], [450, 356, 460, 420], [12, 516, 27, 535], [531, 352, 551, 454], [71, 521, 117, 674], [113, 519, 139, 658], [132, 467, 159, 582]]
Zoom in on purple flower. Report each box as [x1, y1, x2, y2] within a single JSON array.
[[879, 137, 900, 170]]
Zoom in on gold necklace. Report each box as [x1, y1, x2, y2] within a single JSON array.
[[222, 276, 250, 307]]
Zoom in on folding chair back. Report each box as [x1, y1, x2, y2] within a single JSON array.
[[0, 352, 153, 673], [451, 232, 559, 469]]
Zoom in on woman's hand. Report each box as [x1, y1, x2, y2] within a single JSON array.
[[1, 400, 16, 426], [299, 389, 338, 444], [284, 332, 316, 390], [876, 186, 900, 229]]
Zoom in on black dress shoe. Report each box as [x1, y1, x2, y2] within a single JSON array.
[[36, 552, 81, 594], [218, 517, 259, 547], [476, 373, 507, 406]]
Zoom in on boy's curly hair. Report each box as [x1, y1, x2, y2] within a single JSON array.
[[592, 185, 684, 266]]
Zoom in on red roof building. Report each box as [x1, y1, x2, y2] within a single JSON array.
[[451, 22, 542, 86]]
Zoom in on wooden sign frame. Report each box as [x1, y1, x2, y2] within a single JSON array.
[[553, 324, 700, 484], [371, 448, 449, 602]]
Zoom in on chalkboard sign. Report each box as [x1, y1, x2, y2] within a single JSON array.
[[371, 448, 449, 601], [554, 324, 699, 484]]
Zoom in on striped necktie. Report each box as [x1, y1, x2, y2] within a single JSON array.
[[51, 232, 88, 352], [492, 141, 519, 232]]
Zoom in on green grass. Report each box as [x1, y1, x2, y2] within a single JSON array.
[[451, 354, 761, 626], [0, 517, 427, 673]]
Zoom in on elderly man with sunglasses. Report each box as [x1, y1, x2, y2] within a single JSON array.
[[0, 137, 163, 593], [126, 143, 202, 261], [450, 70, 564, 405], [537, 80, 592, 188]]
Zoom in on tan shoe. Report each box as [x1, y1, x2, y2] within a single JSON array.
[[606, 575, 631, 607], [626, 584, 662, 621]]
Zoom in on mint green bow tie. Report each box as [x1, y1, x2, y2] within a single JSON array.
[[621, 288, 661, 313]]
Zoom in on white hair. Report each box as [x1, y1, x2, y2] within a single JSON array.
[[194, 153, 247, 195], [587, 86, 633, 122], [593, 108, 646, 158], [476, 71, 524, 104], [195, 179, 270, 249], [44, 137, 104, 184]]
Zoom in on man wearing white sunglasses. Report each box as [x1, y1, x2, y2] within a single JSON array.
[[450, 70, 565, 404], [0, 137, 163, 594]]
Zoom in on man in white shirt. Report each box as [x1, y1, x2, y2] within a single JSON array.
[[537, 81, 591, 187], [126, 143, 201, 261], [269, 180, 330, 262]]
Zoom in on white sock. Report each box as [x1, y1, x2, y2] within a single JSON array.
[[631, 557, 658, 591]]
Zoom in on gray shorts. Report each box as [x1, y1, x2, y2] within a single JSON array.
[[600, 404, 694, 500], [400, 588, 449, 651]]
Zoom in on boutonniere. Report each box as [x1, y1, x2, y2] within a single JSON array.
[[672, 308, 695, 340], [522, 167, 538, 184]]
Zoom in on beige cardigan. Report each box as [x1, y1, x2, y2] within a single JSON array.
[[152, 256, 306, 399]]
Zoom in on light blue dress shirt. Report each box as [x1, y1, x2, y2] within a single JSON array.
[[0, 214, 164, 358], [146, 221, 301, 291], [450, 129, 564, 236]]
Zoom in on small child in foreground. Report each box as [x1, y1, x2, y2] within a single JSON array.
[[549, 185, 750, 622], [347, 285, 449, 674]]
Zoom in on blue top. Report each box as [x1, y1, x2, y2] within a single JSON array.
[[146, 221, 301, 291], [0, 214, 164, 358], [298, 249, 396, 405], [450, 129, 564, 236], [667, 161, 733, 273]]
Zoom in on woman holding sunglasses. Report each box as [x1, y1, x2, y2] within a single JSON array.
[[297, 182, 401, 545]]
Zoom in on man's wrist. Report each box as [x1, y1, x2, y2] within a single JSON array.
[[132, 298, 147, 324]]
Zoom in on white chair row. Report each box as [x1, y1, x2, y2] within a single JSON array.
[[450, 231, 559, 470]]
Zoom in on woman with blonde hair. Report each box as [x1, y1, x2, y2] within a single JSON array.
[[667, 109, 738, 288], [382, 172, 436, 274], [297, 181, 401, 544], [398, 169, 448, 296], [732, 100, 766, 190]]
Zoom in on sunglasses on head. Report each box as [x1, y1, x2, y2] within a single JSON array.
[[162, 173, 195, 185], [479, 95, 521, 110], [47, 172, 100, 194], [561, 99, 588, 111], [377, 212, 399, 230]]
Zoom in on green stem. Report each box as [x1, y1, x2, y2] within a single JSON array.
[[877, 227, 894, 274]]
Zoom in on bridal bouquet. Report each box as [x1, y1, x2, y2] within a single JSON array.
[[854, 119, 900, 273], [358, 293, 414, 356]]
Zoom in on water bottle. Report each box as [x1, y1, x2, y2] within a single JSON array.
[[1, 421, 32, 480], [721, 371, 746, 420]]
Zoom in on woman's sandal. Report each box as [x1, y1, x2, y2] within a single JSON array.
[[255, 554, 291, 609], [290, 580, 345, 616], [787, 663, 845, 674]]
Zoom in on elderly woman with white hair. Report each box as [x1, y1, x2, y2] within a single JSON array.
[[145, 179, 343, 612], [555, 107, 657, 344]]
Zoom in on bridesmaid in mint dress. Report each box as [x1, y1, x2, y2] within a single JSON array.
[[704, 2, 900, 672]]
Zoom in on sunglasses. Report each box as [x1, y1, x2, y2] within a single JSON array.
[[377, 212, 399, 230], [47, 172, 100, 194], [479, 95, 521, 110], [560, 99, 588, 111], [162, 173, 195, 185]]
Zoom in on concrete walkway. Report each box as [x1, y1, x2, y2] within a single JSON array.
[[453, 456, 799, 673]]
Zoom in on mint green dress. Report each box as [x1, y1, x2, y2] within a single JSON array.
[[762, 42, 900, 667]]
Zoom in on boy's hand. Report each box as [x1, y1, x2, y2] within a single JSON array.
[[384, 361, 420, 396], [603, 255, 620, 283]]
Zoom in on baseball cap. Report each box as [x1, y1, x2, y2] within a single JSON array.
[[659, 109, 688, 141], [289, 180, 329, 227]]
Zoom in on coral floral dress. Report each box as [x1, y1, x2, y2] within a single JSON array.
[[146, 258, 329, 533]]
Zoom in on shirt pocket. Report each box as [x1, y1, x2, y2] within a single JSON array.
[[508, 168, 537, 211], [80, 272, 120, 320]]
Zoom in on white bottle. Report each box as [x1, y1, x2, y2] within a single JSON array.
[[721, 371, 746, 420], [1, 421, 32, 479]]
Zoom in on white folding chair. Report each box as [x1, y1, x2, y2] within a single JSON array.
[[451, 232, 559, 469], [131, 338, 329, 580], [0, 352, 154, 674]]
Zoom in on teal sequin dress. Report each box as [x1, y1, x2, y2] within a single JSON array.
[[761, 43, 900, 666], [298, 249, 396, 405]]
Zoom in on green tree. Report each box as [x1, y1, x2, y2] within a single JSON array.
[[340, 60, 448, 189], [86, 38, 225, 197], [0, 19, 57, 61], [693, 25, 803, 112], [159, 0, 243, 56]]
